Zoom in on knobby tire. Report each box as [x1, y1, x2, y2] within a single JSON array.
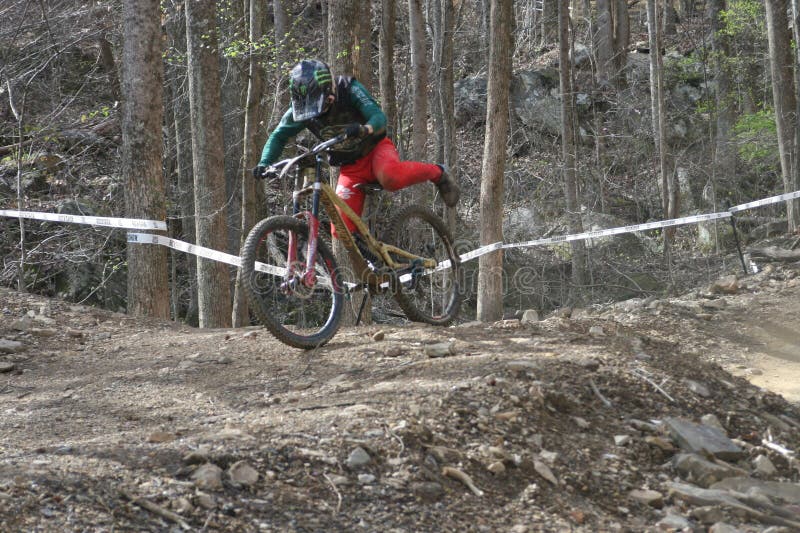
[[241, 216, 343, 349], [384, 205, 461, 325]]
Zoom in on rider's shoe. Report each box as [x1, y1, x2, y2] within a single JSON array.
[[435, 165, 460, 208]]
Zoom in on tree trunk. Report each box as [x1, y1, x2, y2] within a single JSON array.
[[480, 0, 491, 55], [379, 0, 398, 137], [596, 0, 629, 89], [559, 0, 588, 297], [709, 0, 735, 247], [274, 0, 289, 69], [121, 0, 170, 319], [477, 0, 513, 322], [663, 0, 677, 36], [792, 0, 800, 227], [765, 0, 800, 230], [613, 0, 629, 86], [646, 0, 675, 243], [328, 0, 372, 325], [354, 3, 371, 87], [166, 3, 198, 325], [328, 0, 371, 81], [185, 0, 233, 328], [233, 0, 266, 327], [595, 0, 614, 86], [13, 86, 26, 292], [219, 0, 246, 262], [431, 0, 444, 163], [273, 0, 291, 114], [408, 0, 428, 161], [541, 0, 559, 44], [97, 34, 120, 100], [440, 0, 458, 228]]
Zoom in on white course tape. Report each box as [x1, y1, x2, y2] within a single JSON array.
[[504, 211, 732, 250], [729, 189, 800, 213], [458, 241, 504, 262], [125, 189, 800, 280], [127, 233, 288, 277], [128, 233, 241, 266], [1, 209, 167, 230]]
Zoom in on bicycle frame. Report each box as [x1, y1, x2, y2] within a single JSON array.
[[275, 135, 436, 291]]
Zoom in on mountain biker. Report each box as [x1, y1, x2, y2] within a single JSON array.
[[253, 59, 459, 239]]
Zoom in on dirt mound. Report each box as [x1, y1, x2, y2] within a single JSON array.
[[1, 263, 800, 531]]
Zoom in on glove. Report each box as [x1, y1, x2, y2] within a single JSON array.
[[344, 123, 366, 139], [252, 165, 267, 179]]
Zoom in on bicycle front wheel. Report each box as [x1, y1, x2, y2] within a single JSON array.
[[384, 205, 461, 325], [241, 216, 343, 349]]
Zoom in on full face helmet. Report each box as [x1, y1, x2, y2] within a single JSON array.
[[289, 59, 334, 121]]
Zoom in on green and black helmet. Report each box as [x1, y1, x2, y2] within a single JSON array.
[[289, 59, 334, 121]]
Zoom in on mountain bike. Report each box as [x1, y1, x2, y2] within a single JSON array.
[[241, 133, 461, 349]]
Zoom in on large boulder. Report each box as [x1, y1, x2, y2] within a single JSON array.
[[696, 218, 735, 254], [454, 76, 488, 127], [581, 211, 648, 257], [454, 68, 589, 138], [504, 205, 539, 242], [510, 69, 562, 137]]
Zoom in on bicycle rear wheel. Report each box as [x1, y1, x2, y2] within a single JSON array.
[[384, 205, 461, 325], [241, 215, 343, 349]]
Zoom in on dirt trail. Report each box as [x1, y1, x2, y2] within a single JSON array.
[[714, 289, 800, 402], [1, 267, 800, 532]]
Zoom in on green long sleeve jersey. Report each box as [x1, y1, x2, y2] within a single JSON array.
[[259, 77, 387, 167]]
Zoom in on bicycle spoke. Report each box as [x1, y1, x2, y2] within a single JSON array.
[[241, 216, 342, 349], [385, 205, 461, 325]]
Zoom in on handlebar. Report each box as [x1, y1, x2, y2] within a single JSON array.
[[268, 132, 349, 180]]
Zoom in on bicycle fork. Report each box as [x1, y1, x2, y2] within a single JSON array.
[[284, 181, 323, 292]]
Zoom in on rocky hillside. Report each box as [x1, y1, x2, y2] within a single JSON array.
[[1, 250, 800, 531]]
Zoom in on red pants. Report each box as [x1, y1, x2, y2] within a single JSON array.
[[333, 137, 442, 236]]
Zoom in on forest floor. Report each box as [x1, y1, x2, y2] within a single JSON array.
[[1, 260, 800, 532]]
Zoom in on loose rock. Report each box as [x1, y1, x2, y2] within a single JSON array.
[[0, 339, 23, 354], [711, 477, 800, 505], [753, 455, 777, 477], [614, 435, 631, 446], [684, 379, 711, 398], [346, 447, 371, 469], [656, 513, 693, 531], [228, 461, 259, 487], [628, 489, 663, 508], [700, 414, 726, 433], [195, 492, 215, 509], [183, 449, 209, 465], [192, 463, 224, 490], [710, 275, 739, 295], [665, 417, 745, 460], [673, 453, 743, 488], [357, 473, 376, 484], [588, 325, 605, 337], [691, 505, 726, 524], [424, 341, 455, 358], [487, 461, 506, 474], [645, 435, 675, 452], [534, 460, 558, 485], [384, 346, 404, 357], [146, 431, 176, 443], [411, 481, 444, 502]]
